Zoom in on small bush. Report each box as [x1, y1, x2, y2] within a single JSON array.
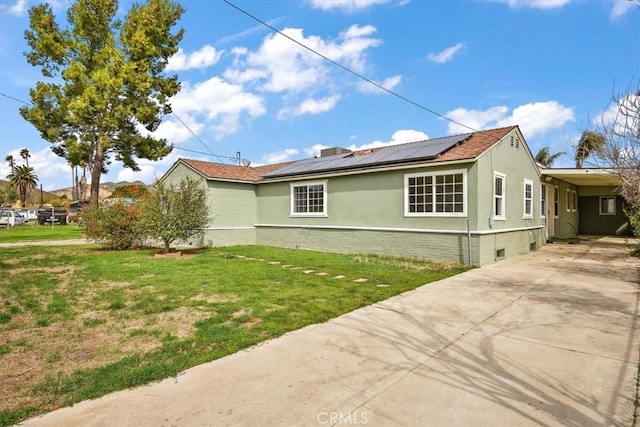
[[628, 209, 640, 257], [83, 202, 145, 250]]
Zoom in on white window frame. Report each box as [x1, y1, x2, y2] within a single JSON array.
[[554, 186, 560, 218], [493, 172, 506, 221], [290, 180, 328, 217], [566, 188, 572, 212], [523, 179, 533, 219], [404, 169, 467, 217], [599, 196, 616, 215], [540, 184, 546, 219], [572, 190, 578, 212]]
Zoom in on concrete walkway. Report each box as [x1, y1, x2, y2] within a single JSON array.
[[21, 237, 640, 426]]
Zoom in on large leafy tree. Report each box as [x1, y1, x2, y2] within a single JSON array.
[[7, 165, 38, 207], [140, 177, 211, 253], [535, 147, 565, 167], [19, 0, 185, 210]]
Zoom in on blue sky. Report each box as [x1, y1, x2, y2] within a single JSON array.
[[0, 0, 638, 190]]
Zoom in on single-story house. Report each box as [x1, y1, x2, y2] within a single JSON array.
[[160, 125, 630, 266]]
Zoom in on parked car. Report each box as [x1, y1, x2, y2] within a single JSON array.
[[0, 210, 27, 226], [18, 209, 38, 223]]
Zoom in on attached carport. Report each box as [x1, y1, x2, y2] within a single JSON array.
[[540, 168, 632, 237]]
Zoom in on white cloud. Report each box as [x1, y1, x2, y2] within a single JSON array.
[[610, 0, 636, 19], [277, 95, 341, 119], [224, 25, 381, 93], [170, 77, 266, 139], [427, 43, 465, 64], [6, 147, 71, 191], [357, 74, 402, 94], [0, 0, 27, 16], [445, 101, 574, 137], [261, 148, 300, 164], [166, 45, 223, 72], [308, 0, 391, 12], [116, 150, 181, 185], [598, 91, 640, 133], [348, 129, 429, 151], [304, 143, 331, 157], [488, 0, 573, 9]]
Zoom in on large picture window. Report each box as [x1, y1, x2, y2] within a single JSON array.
[[290, 181, 327, 216], [493, 172, 506, 220], [405, 170, 466, 216]]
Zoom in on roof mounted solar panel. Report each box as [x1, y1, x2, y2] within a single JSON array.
[[264, 132, 472, 178]]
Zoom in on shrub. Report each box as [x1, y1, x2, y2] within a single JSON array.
[[83, 201, 145, 250], [628, 209, 640, 257]]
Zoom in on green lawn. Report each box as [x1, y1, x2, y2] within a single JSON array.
[[0, 223, 86, 243], [0, 244, 469, 426]]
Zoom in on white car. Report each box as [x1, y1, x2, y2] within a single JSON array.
[[0, 210, 26, 226], [19, 209, 38, 222]]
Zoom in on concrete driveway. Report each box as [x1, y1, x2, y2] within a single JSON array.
[[22, 237, 639, 426]]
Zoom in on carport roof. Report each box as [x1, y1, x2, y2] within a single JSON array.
[[541, 168, 622, 186]]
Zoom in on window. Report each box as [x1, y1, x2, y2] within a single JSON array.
[[566, 188, 572, 212], [493, 172, 506, 220], [572, 190, 578, 212], [540, 184, 546, 219], [405, 170, 466, 216], [290, 181, 327, 216], [523, 179, 533, 219], [599, 196, 616, 215], [554, 186, 559, 217]]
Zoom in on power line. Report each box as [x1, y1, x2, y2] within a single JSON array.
[[1, 92, 238, 164], [221, 0, 479, 134]]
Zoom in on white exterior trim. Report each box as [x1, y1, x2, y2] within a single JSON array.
[[255, 223, 544, 236], [203, 226, 255, 231]]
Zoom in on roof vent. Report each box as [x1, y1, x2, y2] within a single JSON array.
[[320, 147, 352, 157]]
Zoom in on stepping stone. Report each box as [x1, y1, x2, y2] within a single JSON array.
[[315, 272, 328, 276], [281, 265, 293, 268], [376, 284, 390, 287], [334, 275, 346, 279], [354, 278, 368, 283], [236, 255, 246, 259], [268, 261, 281, 265], [290, 267, 302, 270], [302, 270, 315, 274]]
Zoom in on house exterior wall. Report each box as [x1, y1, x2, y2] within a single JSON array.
[[578, 186, 631, 235], [542, 177, 580, 238], [162, 164, 257, 246], [256, 129, 545, 265]]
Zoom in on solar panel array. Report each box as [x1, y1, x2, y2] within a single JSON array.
[[264, 132, 473, 178]]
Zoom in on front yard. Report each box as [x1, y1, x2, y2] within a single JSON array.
[[0, 244, 468, 426]]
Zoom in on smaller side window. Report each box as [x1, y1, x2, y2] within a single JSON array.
[[540, 184, 546, 219], [599, 196, 616, 215], [493, 172, 506, 220], [523, 179, 533, 219], [554, 186, 560, 217], [566, 188, 572, 212], [572, 190, 578, 212]]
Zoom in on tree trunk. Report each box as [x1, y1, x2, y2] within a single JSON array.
[[89, 141, 104, 209], [164, 239, 170, 254]]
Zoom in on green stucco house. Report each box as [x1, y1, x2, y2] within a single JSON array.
[[160, 125, 629, 266]]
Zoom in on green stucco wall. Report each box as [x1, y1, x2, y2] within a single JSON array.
[[578, 193, 631, 236], [255, 128, 545, 266], [163, 164, 258, 247]]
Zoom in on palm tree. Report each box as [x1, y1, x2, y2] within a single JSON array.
[[5, 154, 15, 172], [19, 148, 31, 167], [535, 147, 566, 167], [7, 165, 38, 207], [575, 130, 605, 168]]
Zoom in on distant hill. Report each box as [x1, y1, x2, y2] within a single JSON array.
[[49, 180, 151, 200], [0, 179, 152, 205]]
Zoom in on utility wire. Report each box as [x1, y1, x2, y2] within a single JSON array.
[[0, 92, 238, 164], [222, 0, 480, 134]]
